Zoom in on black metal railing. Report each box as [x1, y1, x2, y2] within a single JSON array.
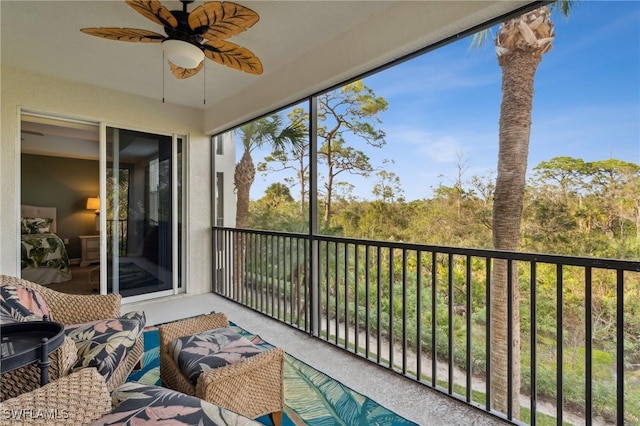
[[106, 219, 128, 256], [213, 227, 640, 425]]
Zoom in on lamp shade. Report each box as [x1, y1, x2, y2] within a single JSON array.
[[86, 197, 100, 212], [162, 40, 204, 69]]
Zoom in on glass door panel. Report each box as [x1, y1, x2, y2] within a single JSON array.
[[106, 126, 175, 297]]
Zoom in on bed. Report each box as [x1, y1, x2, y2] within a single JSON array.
[[20, 205, 72, 284]]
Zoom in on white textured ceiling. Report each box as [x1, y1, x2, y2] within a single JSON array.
[[2, 1, 532, 131], [2, 1, 393, 108]]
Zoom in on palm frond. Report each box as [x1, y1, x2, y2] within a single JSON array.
[[470, 28, 493, 48], [550, 0, 577, 18], [275, 119, 307, 151]]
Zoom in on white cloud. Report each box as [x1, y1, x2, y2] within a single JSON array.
[[421, 135, 465, 163], [386, 126, 472, 164]]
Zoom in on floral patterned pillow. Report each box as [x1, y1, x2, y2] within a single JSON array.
[[0, 283, 52, 323], [91, 382, 260, 425], [64, 311, 145, 382], [21, 217, 53, 234], [170, 327, 263, 385]]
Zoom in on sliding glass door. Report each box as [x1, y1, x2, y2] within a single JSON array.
[[104, 126, 183, 298]]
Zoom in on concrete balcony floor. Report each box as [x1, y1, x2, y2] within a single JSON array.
[[125, 292, 506, 426]]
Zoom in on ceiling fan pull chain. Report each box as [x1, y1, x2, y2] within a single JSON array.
[[203, 62, 206, 106]]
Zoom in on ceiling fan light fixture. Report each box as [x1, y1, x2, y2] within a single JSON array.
[[162, 39, 204, 69], [81, 1, 262, 79]]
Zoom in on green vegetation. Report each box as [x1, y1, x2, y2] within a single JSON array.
[[227, 2, 639, 421], [245, 155, 640, 423]]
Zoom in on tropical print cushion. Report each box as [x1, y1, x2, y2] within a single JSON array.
[[170, 327, 263, 385], [65, 311, 145, 381], [21, 217, 53, 234], [0, 283, 51, 323], [91, 382, 260, 426]]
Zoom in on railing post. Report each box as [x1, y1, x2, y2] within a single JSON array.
[[616, 269, 624, 425], [585, 266, 592, 426], [309, 95, 320, 337], [556, 264, 563, 425]]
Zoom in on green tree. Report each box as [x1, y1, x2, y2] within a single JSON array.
[[235, 115, 306, 228], [234, 114, 306, 294], [525, 156, 640, 258], [372, 161, 404, 203], [473, 1, 575, 416], [586, 159, 640, 251], [531, 156, 589, 194], [262, 182, 294, 207], [530, 156, 590, 236], [317, 80, 388, 227], [258, 108, 310, 215]]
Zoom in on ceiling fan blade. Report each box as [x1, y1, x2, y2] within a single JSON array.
[[80, 27, 165, 43], [126, 0, 178, 29], [203, 40, 262, 74], [188, 1, 259, 41], [169, 61, 204, 79]]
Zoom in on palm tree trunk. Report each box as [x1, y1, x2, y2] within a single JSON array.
[[235, 150, 255, 229], [491, 47, 542, 417], [234, 149, 255, 297]]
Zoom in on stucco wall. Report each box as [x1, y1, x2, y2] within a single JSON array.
[[1, 67, 213, 296]]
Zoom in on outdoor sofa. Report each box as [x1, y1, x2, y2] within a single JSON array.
[[0, 275, 145, 400]]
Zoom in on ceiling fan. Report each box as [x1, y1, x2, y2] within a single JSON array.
[[81, 0, 262, 79]]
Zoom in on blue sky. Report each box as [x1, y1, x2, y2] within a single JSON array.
[[250, 1, 640, 202]]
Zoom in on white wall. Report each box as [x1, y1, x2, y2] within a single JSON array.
[[214, 132, 237, 226], [0, 67, 213, 295]]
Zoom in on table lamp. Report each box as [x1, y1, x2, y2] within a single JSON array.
[[86, 197, 100, 231]]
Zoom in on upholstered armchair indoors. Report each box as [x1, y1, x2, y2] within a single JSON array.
[[0, 275, 145, 400]]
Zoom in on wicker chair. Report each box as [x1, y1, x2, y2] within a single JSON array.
[[0, 332, 78, 402], [0, 368, 112, 426], [0, 275, 144, 399], [159, 313, 285, 425]]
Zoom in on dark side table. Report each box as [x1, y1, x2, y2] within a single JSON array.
[[0, 320, 65, 386]]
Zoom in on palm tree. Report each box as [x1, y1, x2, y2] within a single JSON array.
[[234, 122, 261, 229], [474, 1, 575, 417], [233, 114, 306, 295], [235, 115, 306, 228]]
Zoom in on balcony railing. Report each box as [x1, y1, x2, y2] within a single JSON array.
[[106, 219, 128, 256], [213, 227, 640, 425]]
